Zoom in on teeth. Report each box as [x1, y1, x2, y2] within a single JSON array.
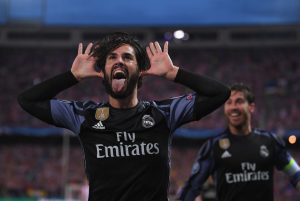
[[230, 113, 239, 117], [113, 69, 126, 79], [114, 69, 124, 73]]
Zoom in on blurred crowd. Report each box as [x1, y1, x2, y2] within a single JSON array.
[[1, 46, 300, 200], [1, 47, 300, 132], [0, 142, 299, 200]]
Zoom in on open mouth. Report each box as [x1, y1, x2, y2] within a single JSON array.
[[111, 66, 128, 93], [229, 112, 241, 117], [113, 69, 127, 79]]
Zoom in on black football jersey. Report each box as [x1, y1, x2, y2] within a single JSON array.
[[50, 94, 198, 201], [179, 129, 300, 201]]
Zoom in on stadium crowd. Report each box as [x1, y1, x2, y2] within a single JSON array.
[[0, 143, 299, 200], [1, 47, 300, 131], [1, 46, 300, 200]]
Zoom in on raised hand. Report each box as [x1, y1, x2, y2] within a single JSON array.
[[145, 41, 179, 81], [71, 43, 103, 81]]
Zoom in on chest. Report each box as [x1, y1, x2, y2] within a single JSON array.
[[78, 106, 171, 161], [214, 137, 275, 172]]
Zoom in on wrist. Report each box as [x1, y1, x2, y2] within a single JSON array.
[[165, 66, 179, 81], [71, 69, 81, 81]]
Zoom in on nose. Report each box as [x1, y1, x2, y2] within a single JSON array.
[[226, 102, 238, 111], [115, 55, 125, 64], [113, 62, 125, 69]]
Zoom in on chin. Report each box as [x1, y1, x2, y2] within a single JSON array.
[[230, 121, 245, 129], [110, 88, 133, 99]]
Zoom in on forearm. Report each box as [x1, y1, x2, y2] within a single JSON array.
[[18, 71, 78, 123], [175, 68, 229, 97], [174, 68, 230, 118], [297, 181, 300, 192]]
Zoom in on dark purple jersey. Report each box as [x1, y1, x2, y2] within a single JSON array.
[[178, 129, 300, 201]]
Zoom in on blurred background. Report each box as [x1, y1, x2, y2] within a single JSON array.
[[0, 0, 300, 200]]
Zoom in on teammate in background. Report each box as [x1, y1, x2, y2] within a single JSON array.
[[18, 32, 230, 201], [177, 83, 300, 201]]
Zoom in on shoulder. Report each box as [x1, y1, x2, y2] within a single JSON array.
[[200, 131, 229, 152], [253, 128, 285, 147], [71, 100, 105, 115], [210, 130, 229, 144], [81, 100, 102, 109], [141, 99, 170, 114]]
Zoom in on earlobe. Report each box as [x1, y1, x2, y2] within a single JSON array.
[[249, 103, 255, 113], [140, 70, 147, 77]]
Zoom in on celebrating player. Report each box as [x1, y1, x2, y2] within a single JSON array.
[[18, 32, 230, 201], [177, 83, 300, 201]]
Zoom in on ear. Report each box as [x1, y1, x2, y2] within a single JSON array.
[[249, 103, 255, 114]]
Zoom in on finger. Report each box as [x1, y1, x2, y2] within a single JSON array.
[[85, 43, 93, 55], [146, 47, 153, 59], [154, 41, 162, 53], [149, 42, 157, 55], [163, 41, 168, 53], [78, 43, 83, 55]]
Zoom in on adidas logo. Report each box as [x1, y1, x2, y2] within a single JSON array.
[[92, 121, 105, 130], [221, 150, 232, 159]]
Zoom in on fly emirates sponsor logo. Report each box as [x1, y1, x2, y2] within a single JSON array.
[[225, 162, 270, 183], [96, 131, 159, 158]]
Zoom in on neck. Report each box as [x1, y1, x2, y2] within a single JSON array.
[[108, 90, 138, 109], [229, 123, 252, 136]]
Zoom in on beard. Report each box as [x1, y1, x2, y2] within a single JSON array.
[[226, 111, 249, 129], [102, 69, 140, 99]]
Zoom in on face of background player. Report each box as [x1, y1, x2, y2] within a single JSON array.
[[224, 90, 255, 130], [103, 44, 141, 99]]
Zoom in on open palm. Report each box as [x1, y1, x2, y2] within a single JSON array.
[[71, 43, 103, 80], [144, 41, 177, 80]]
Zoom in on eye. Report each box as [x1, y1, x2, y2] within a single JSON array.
[[236, 98, 245, 104], [225, 100, 232, 105], [123, 54, 134, 61], [108, 55, 116, 60]]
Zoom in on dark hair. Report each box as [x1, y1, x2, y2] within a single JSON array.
[[230, 83, 255, 103], [91, 32, 150, 88], [92, 32, 150, 72]]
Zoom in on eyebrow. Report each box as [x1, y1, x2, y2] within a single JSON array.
[[109, 52, 134, 56], [123, 53, 135, 58]]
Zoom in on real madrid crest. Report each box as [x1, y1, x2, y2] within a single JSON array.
[[219, 138, 231, 150], [95, 107, 109, 121], [142, 115, 155, 128], [260, 145, 269, 158]]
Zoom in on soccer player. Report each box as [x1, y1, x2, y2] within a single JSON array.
[[18, 32, 230, 201], [177, 83, 300, 201]]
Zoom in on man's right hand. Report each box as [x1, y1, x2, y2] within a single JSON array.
[[71, 43, 103, 81]]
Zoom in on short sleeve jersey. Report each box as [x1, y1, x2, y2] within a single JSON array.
[[50, 94, 198, 201], [184, 129, 293, 201]]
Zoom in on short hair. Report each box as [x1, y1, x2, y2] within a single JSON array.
[[91, 32, 150, 73], [230, 83, 255, 103]]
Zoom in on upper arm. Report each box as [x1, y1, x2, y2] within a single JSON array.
[[189, 140, 215, 189], [161, 94, 197, 133], [177, 140, 215, 201], [272, 133, 300, 187], [50, 99, 85, 134]]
